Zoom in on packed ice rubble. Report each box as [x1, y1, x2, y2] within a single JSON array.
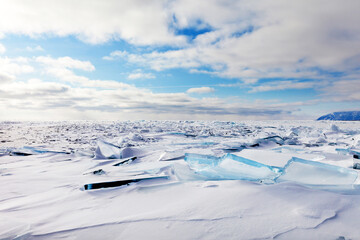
[[2, 120, 360, 192], [89, 140, 360, 190], [2, 120, 360, 149]]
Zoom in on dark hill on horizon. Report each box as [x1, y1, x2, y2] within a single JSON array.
[[317, 111, 360, 121]]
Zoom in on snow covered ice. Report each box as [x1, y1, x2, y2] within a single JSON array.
[[2, 120, 360, 239]]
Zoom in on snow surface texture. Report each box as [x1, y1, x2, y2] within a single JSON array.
[[1, 120, 360, 239], [317, 111, 360, 121]]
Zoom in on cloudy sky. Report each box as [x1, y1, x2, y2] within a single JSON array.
[[0, 0, 359, 121]]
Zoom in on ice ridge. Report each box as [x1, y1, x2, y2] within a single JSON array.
[[184, 153, 358, 187]]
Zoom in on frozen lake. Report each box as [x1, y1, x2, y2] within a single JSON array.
[[1, 120, 360, 239]]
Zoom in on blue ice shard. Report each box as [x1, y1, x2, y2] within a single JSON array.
[[352, 150, 360, 169], [84, 175, 169, 190], [0, 149, 7, 156], [350, 149, 360, 157], [272, 146, 305, 154], [335, 148, 360, 158], [254, 136, 284, 146], [10, 146, 68, 156], [184, 153, 281, 182], [275, 157, 358, 186], [335, 148, 351, 155], [221, 142, 246, 152], [184, 153, 222, 168]]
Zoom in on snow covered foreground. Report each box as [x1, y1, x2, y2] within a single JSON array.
[[1, 120, 360, 240]]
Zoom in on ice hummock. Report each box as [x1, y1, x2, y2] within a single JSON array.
[[95, 140, 148, 160], [184, 153, 281, 182], [95, 140, 122, 159], [276, 157, 358, 186]]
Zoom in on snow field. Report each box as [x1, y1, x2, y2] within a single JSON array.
[[1, 120, 360, 239]]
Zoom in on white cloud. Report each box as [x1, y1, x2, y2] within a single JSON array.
[[0, 72, 15, 84], [0, 77, 294, 120], [35, 56, 97, 85], [0, 56, 297, 120], [0, 1, 359, 83], [0, 57, 34, 78], [249, 81, 319, 93], [114, 49, 202, 71], [35, 56, 138, 92], [0, 43, 5, 54], [1, 0, 359, 120], [0, 0, 186, 45], [0, 54, 296, 120], [187, 87, 215, 94], [320, 79, 360, 102], [128, 71, 155, 80], [36, 56, 95, 71], [26, 45, 44, 52], [101, 0, 360, 83], [103, 50, 128, 60]]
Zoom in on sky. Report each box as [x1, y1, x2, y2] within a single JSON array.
[[0, 0, 359, 121]]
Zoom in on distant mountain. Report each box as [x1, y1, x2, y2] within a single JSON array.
[[317, 111, 360, 121]]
